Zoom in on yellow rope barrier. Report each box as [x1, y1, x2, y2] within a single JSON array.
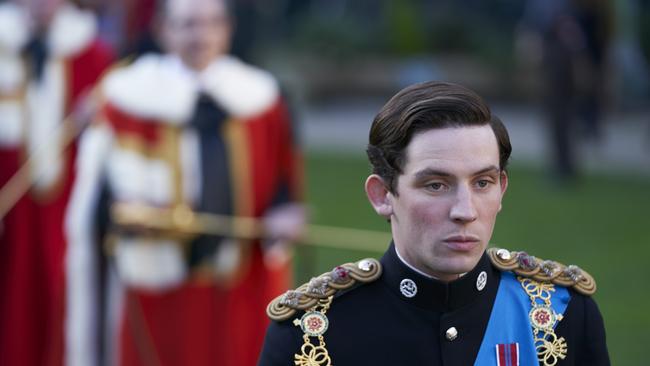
[[111, 203, 390, 253]]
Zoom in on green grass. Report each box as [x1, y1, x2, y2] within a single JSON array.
[[296, 151, 650, 365]]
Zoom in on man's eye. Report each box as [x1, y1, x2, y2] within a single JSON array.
[[476, 180, 491, 188], [427, 182, 445, 191]]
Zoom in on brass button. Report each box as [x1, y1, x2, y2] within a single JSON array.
[[445, 327, 458, 341]]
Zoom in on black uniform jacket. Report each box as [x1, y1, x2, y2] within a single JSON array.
[[258, 244, 610, 365]]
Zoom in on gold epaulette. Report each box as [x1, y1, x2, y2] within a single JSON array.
[[267, 258, 382, 321], [487, 247, 597, 295]]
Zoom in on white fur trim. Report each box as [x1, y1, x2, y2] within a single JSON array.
[[102, 54, 279, 122], [0, 3, 29, 53], [0, 55, 26, 93], [48, 3, 97, 57], [0, 3, 96, 58], [0, 2, 96, 96], [0, 100, 24, 146], [65, 124, 114, 366], [102, 55, 198, 123], [26, 59, 65, 191], [0, 4, 28, 93], [113, 239, 187, 290], [106, 148, 174, 205], [201, 55, 279, 118]]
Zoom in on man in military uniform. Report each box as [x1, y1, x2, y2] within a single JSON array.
[[259, 82, 609, 365]]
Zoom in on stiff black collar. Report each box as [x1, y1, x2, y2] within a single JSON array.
[[379, 242, 499, 312]]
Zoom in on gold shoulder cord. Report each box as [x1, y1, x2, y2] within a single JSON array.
[[518, 276, 568, 366], [487, 247, 596, 295], [267, 258, 382, 321], [292, 296, 333, 366]]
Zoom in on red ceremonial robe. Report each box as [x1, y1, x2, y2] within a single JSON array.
[[65, 54, 302, 366], [0, 3, 113, 365]]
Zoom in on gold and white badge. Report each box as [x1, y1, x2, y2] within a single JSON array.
[[298, 311, 329, 337]]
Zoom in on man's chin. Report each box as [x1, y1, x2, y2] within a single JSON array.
[[437, 256, 481, 276]]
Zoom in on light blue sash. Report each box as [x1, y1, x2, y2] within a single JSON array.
[[474, 272, 570, 365]]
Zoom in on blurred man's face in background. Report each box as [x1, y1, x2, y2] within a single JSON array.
[[17, 0, 63, 29], [161, 0, 232, 71]]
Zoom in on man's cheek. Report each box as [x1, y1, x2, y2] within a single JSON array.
[[411, 204, 441, 230]]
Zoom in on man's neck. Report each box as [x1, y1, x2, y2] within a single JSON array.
[[395, 246, 466, 282], [394, 246, 464, 282]]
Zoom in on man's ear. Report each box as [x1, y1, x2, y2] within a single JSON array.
[[365, 174, 393, 218], [498, 170, 509, 212]]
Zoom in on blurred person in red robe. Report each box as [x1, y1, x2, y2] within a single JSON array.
[[0, 0, 113, 365], [64, 0, 304, 365]]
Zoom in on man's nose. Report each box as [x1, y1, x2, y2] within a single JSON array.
[[449, 186, 478, 223]]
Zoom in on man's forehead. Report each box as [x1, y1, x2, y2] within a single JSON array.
[[404, 125, 500, 174], [166, 0, 228, 20]]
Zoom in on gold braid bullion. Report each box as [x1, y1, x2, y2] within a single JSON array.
[[266, 258, 382, 321], [487, 247, 597, 295]]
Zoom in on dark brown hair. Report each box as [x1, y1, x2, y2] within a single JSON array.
[[367, 81, 512, 193]]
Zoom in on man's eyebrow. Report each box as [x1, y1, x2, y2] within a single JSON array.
[[414, 168, 451, 180], [472, 166, 501, 176], [414, 166, 500, 180]]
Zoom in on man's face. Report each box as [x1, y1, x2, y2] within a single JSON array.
[[379, 125, 507, 281], [17, 0, 63, 29], [161, 0, 231, 71]]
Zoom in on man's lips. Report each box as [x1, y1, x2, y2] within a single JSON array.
[[442, 235, 480, 251]]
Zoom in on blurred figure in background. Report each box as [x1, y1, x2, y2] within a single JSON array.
[[0, 0, 113, 365], [65, 0, 304, 365], [517, 0, 612, 183], [118, 0, 161, 56], [112, 0, 260, 62], [572, 0, 612, 141]]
